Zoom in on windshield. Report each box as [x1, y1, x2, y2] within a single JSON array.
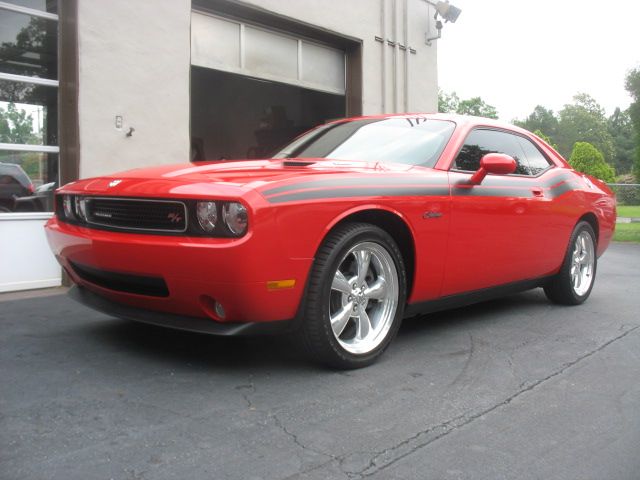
[[273, 117, 455, 167]]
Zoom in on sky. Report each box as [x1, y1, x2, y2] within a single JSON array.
[[437, 0, 640, 122]]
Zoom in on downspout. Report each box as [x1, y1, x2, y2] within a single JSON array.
[[404, 0, 409, 112], [392, 0, 398, 112], [381, 0, 386, 113]]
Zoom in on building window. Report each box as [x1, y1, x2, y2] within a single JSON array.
[[0, 1, 58, 213]]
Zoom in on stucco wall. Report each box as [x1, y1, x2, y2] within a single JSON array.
[[77, 0, 191, 178], [76, 0, 438, 177]]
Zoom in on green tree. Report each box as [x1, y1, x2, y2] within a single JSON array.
[[0, 102, 39, 144], [608, 107, 636, 175], [514, 105, 559, 141], [532, 129, 558, 150], [625, 67, 640, 181], [568, 142, 615, 182], [438, 90, 498, 119], [556, 93, 615, 164], [438, 89, 459, 113], [456, 97, 498, 119]]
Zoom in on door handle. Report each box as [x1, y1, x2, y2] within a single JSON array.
[[532, 187, 544, 197]]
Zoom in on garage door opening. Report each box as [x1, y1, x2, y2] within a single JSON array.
[[190, 67, 345, 161]]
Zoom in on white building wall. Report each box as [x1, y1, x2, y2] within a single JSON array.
[[76, 0, 438, 178], [77, 0, 191, 178]]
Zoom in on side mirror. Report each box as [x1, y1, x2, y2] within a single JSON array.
[[468, 153, 516, 185]]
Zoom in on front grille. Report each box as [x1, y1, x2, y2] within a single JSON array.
[[86, 197, 187, 233], [70, 261, 169, 297]]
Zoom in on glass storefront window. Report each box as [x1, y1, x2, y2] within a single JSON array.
[[0, 151, 57, 212], [0, 1, 59, 214], [2, 1, 58, 14], [0, 83, 58, 146], [0, 9, 58, 79]]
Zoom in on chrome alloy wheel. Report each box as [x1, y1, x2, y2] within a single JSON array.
[[328, 241, 399, 355], [570, 231, 595, 296]]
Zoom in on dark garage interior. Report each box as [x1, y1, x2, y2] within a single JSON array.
[[190, 66, 345, 161]]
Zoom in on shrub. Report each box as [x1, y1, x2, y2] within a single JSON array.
[[568, 142, 616, 183]]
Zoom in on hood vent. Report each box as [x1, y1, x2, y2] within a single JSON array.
[[282, 160, 317, 167]]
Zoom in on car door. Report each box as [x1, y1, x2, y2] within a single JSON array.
[[442, 128, 557, 296]]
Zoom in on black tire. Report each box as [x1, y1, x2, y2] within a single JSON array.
[[544, 221, 597, 305], [299, 222, 407, 369]]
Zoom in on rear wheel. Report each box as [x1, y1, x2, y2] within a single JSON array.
[[544, 221, 597, 305], [299, 223, 406, 369]]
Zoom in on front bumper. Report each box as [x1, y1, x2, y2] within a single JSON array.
[[68, 286, 294, 335], [46, 218, 311, 326]]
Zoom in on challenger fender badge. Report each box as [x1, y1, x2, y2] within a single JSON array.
[[108, 179, 122, 187]]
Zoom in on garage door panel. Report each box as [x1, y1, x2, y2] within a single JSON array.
[[301, 41, 345, 93], [191, 13, 240, 70], [191, 10, 345, 95], [244, 26, 298, 80]]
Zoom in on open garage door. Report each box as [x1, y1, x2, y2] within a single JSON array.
[[190, 11, 347, 160]]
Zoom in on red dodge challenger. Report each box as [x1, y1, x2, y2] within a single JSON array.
[[45, 114, 616, 368]]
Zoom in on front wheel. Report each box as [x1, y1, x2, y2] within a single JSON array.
[[299, 223, 407, 369], [544, 221, 597, 305]]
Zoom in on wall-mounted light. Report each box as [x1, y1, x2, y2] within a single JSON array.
[[424, 0, 462, 45]]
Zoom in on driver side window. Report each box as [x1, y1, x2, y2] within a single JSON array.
[[454, 129, 530, 175]]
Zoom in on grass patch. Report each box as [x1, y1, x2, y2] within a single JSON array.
[[617, 205, 640, 217], [613, 223, 640, 243]]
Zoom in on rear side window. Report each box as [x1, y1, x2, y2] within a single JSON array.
[[516, 136, 552, 175], [453, 129, 551, 176]]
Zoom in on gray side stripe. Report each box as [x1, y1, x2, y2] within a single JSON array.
[[548, 181, 580, 198], [267, 186, 450, 204], [453, 187, 534, 198], [262, 176, 449, 196]]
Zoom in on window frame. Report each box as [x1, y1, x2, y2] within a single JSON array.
[[0, 0, 59, 217], [449, 127, 555, 178]]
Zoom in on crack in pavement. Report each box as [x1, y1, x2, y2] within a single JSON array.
[[271, 412, 339, 461], [235, 381, 339, 465], [346, 324, 640, 478]]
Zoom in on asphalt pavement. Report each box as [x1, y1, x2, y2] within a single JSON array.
[[1, 243, 639, 480]]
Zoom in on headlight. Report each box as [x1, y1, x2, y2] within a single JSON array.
[[62, 195, 74, 219], [222, 202, 248, 236], [196, 201, 218, 232], [74, 196, 87, 221]]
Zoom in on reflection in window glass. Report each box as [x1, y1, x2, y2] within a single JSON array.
[[517, 137, 551, 175], [3, 0, 58, 13], [274, 118, 455, 167], [0, 9, 58, 79], [454, 129, 531, 175], [0, 81, 58, 146], [0, 151, 57, 212]]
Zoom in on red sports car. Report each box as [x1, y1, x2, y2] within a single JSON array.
[[45, 114, 616, 368]]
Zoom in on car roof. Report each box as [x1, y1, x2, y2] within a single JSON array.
[[337, 112, 524, 129], [0, 162, 33, 188]]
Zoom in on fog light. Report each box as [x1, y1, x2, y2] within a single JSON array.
[[214, 302, 226, 319]]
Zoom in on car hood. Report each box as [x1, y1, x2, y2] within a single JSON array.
[[61, 158, 426, 198]]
